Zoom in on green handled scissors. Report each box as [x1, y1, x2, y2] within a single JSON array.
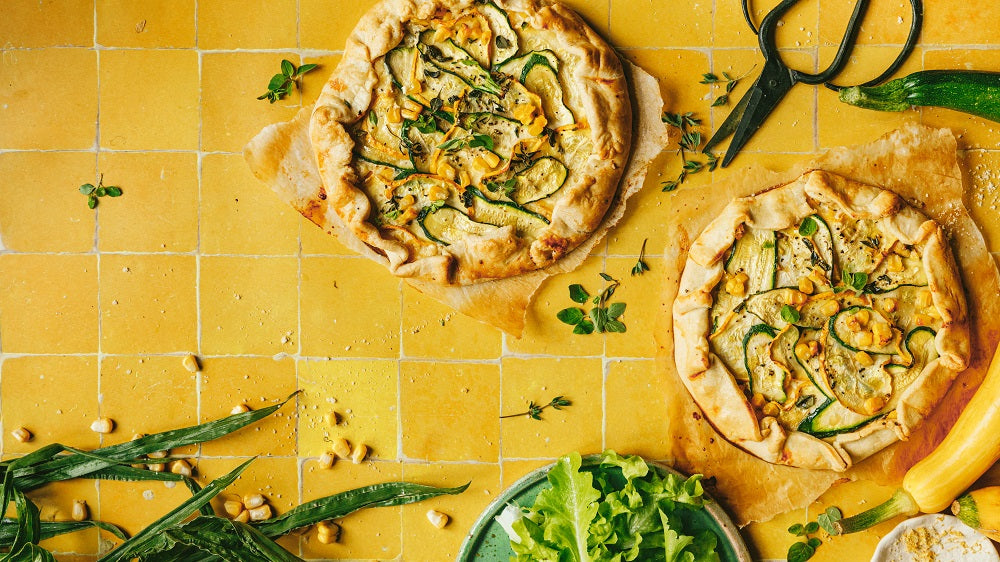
[[704, 0, 923, 167]]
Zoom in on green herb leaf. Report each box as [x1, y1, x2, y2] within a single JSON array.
[[88, 196, 98, 209], [804, 521, 820, 534], [437, 137, 467, 151], [607, 302, 626, 319], [788, 523, 804, 536], [817, 507, 843, 535], [780, 305, 801, 324], [842, 271, 869, 292], [807, 537, 822, 548], [787, 541, 815, 562], [501, 396, 572, 421], [711, 95, 729, 107], [605, 319, 626, 333], [95, 186, 107, 197], [700, 72, 720, 84], [280, 59, 295, 77], [267, 73, 287, 90], [573, 320, 594, 334], [557, 307, 585, 325], [79, 183, 95, 195], [468, 133, 494, 151], [631, 239, 650, 276], [104, 186, 123, 197], [799, 216, 818, 236], [295, 63, 319, 76], [568, 284, 589, 304], [367, 111, 378, 127]]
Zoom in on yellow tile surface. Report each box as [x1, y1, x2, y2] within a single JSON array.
[[297, 358, 398, 459], [501, 357, 602, 458], [0, 151, 96, 253], [199, 357, 298, 457], [198, 0, 298, 50], [4, 1, 1000, 560], [0, 49, 97, 150], [200, 256, 298, 355], [0, 254, 98, 354], [99, 49, 199, 150], [99, 254, 197, 354], [97, 0, 197, 48], [1, 356, 100, 453], [300, 460, 403, 560], [201, 52, 302, 153], [400, 361, 500, 461], [300, 256, 401, 358], [96, 152, 199, 252], [200, 153, 301, 256], [98, 355, 198, 446], [0, 0, 94, 47]]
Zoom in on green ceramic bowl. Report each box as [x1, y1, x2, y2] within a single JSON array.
[[457, 456, 752, 561]]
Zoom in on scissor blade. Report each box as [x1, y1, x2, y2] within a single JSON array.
[[703, 88, 752, 155], [720, 66, 795, 168]]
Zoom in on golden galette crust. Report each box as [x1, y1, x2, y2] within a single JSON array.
[[673, 170, 969, 472], [309, 0, 631, 285]]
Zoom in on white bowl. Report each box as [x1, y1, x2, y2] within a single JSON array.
[[871, 513, 999, 562]]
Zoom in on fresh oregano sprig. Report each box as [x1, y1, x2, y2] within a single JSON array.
[[258, 59, 320, 103], [660, 111, 718, 192], [79, 174, 122, 209], [631, 239, 650, 276], [500, 396, 572, 421], [557, 273, 626, 334], [700, 67, 754, 107], [785, 507, 842, 562]]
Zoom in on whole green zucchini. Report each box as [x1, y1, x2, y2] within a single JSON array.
[[838, 69, 1000, 123]]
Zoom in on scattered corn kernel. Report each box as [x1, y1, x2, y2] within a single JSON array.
[[750, 393, 766, 408], [147, 462, 165, 473], [482, 151, 501, 168], [402, 98, 423, 113], [11, 427, 32, 443], [795, 342, 813, 360], [72, 500, 89, 522], [350, 443, 368, 464], [855, 351, 875, 367], [513, 103, 534, 124], [224, 500, 244, 517], [797, 277, 815, 295], [230, 403, 250, 415], [182, 354, 200, 373], [317, 452, 335, 470], [882, 297, 898, 313], [331, 437, 352, 459], [399, 194, 416, 208], [427, 184, 448, 201], [786, 290, 808, 306], [458, 170, 471, 188], [147, 449, 168, 459], [170, 459, 193, 477], [864, 396, 886, 415], [400, 108, 420, 121], [90, 417, 115, 434], [412, 93, 431, 106], [821, 300, 841, 317], [914, 313, 933, 326], [808, 340, 820, 355], [762, 401, 781, 417], [316, 521, 341, 544], [426, 509, 450, 529], [886, 254, 904, 273], [324, 411, 341, 427], [386, 105, 402, 124], [399, 207, 419, 223], [917, 290, 933, 308], [432, 26, 450, 43], [855, 309, 871, 325], [724, 277, 746, 297], [234, 510, 251, 523], [437, 162, 456, 181], [248, 505, 273, 521], [243, 494, 266, 510], [872, 322, 893, 345], [856, 331, 874, 348]]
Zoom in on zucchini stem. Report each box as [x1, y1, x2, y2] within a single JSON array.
[[834, 488, 919, 534], [838, 80, 911, 113]]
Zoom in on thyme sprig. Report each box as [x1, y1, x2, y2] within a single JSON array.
[[700, 66, 754, 107], [661, 112, 718, 192], [631, 239, 650, 276], [500, 396, 572, 420]]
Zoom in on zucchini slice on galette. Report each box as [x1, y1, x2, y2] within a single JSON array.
[[309, 0, 631, 285], [673, 170, 969, 472]]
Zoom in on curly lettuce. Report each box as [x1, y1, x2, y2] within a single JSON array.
[[506, 451, 721, 562]]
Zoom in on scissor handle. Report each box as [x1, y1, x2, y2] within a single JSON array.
[[741, 0, 922, 88]]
